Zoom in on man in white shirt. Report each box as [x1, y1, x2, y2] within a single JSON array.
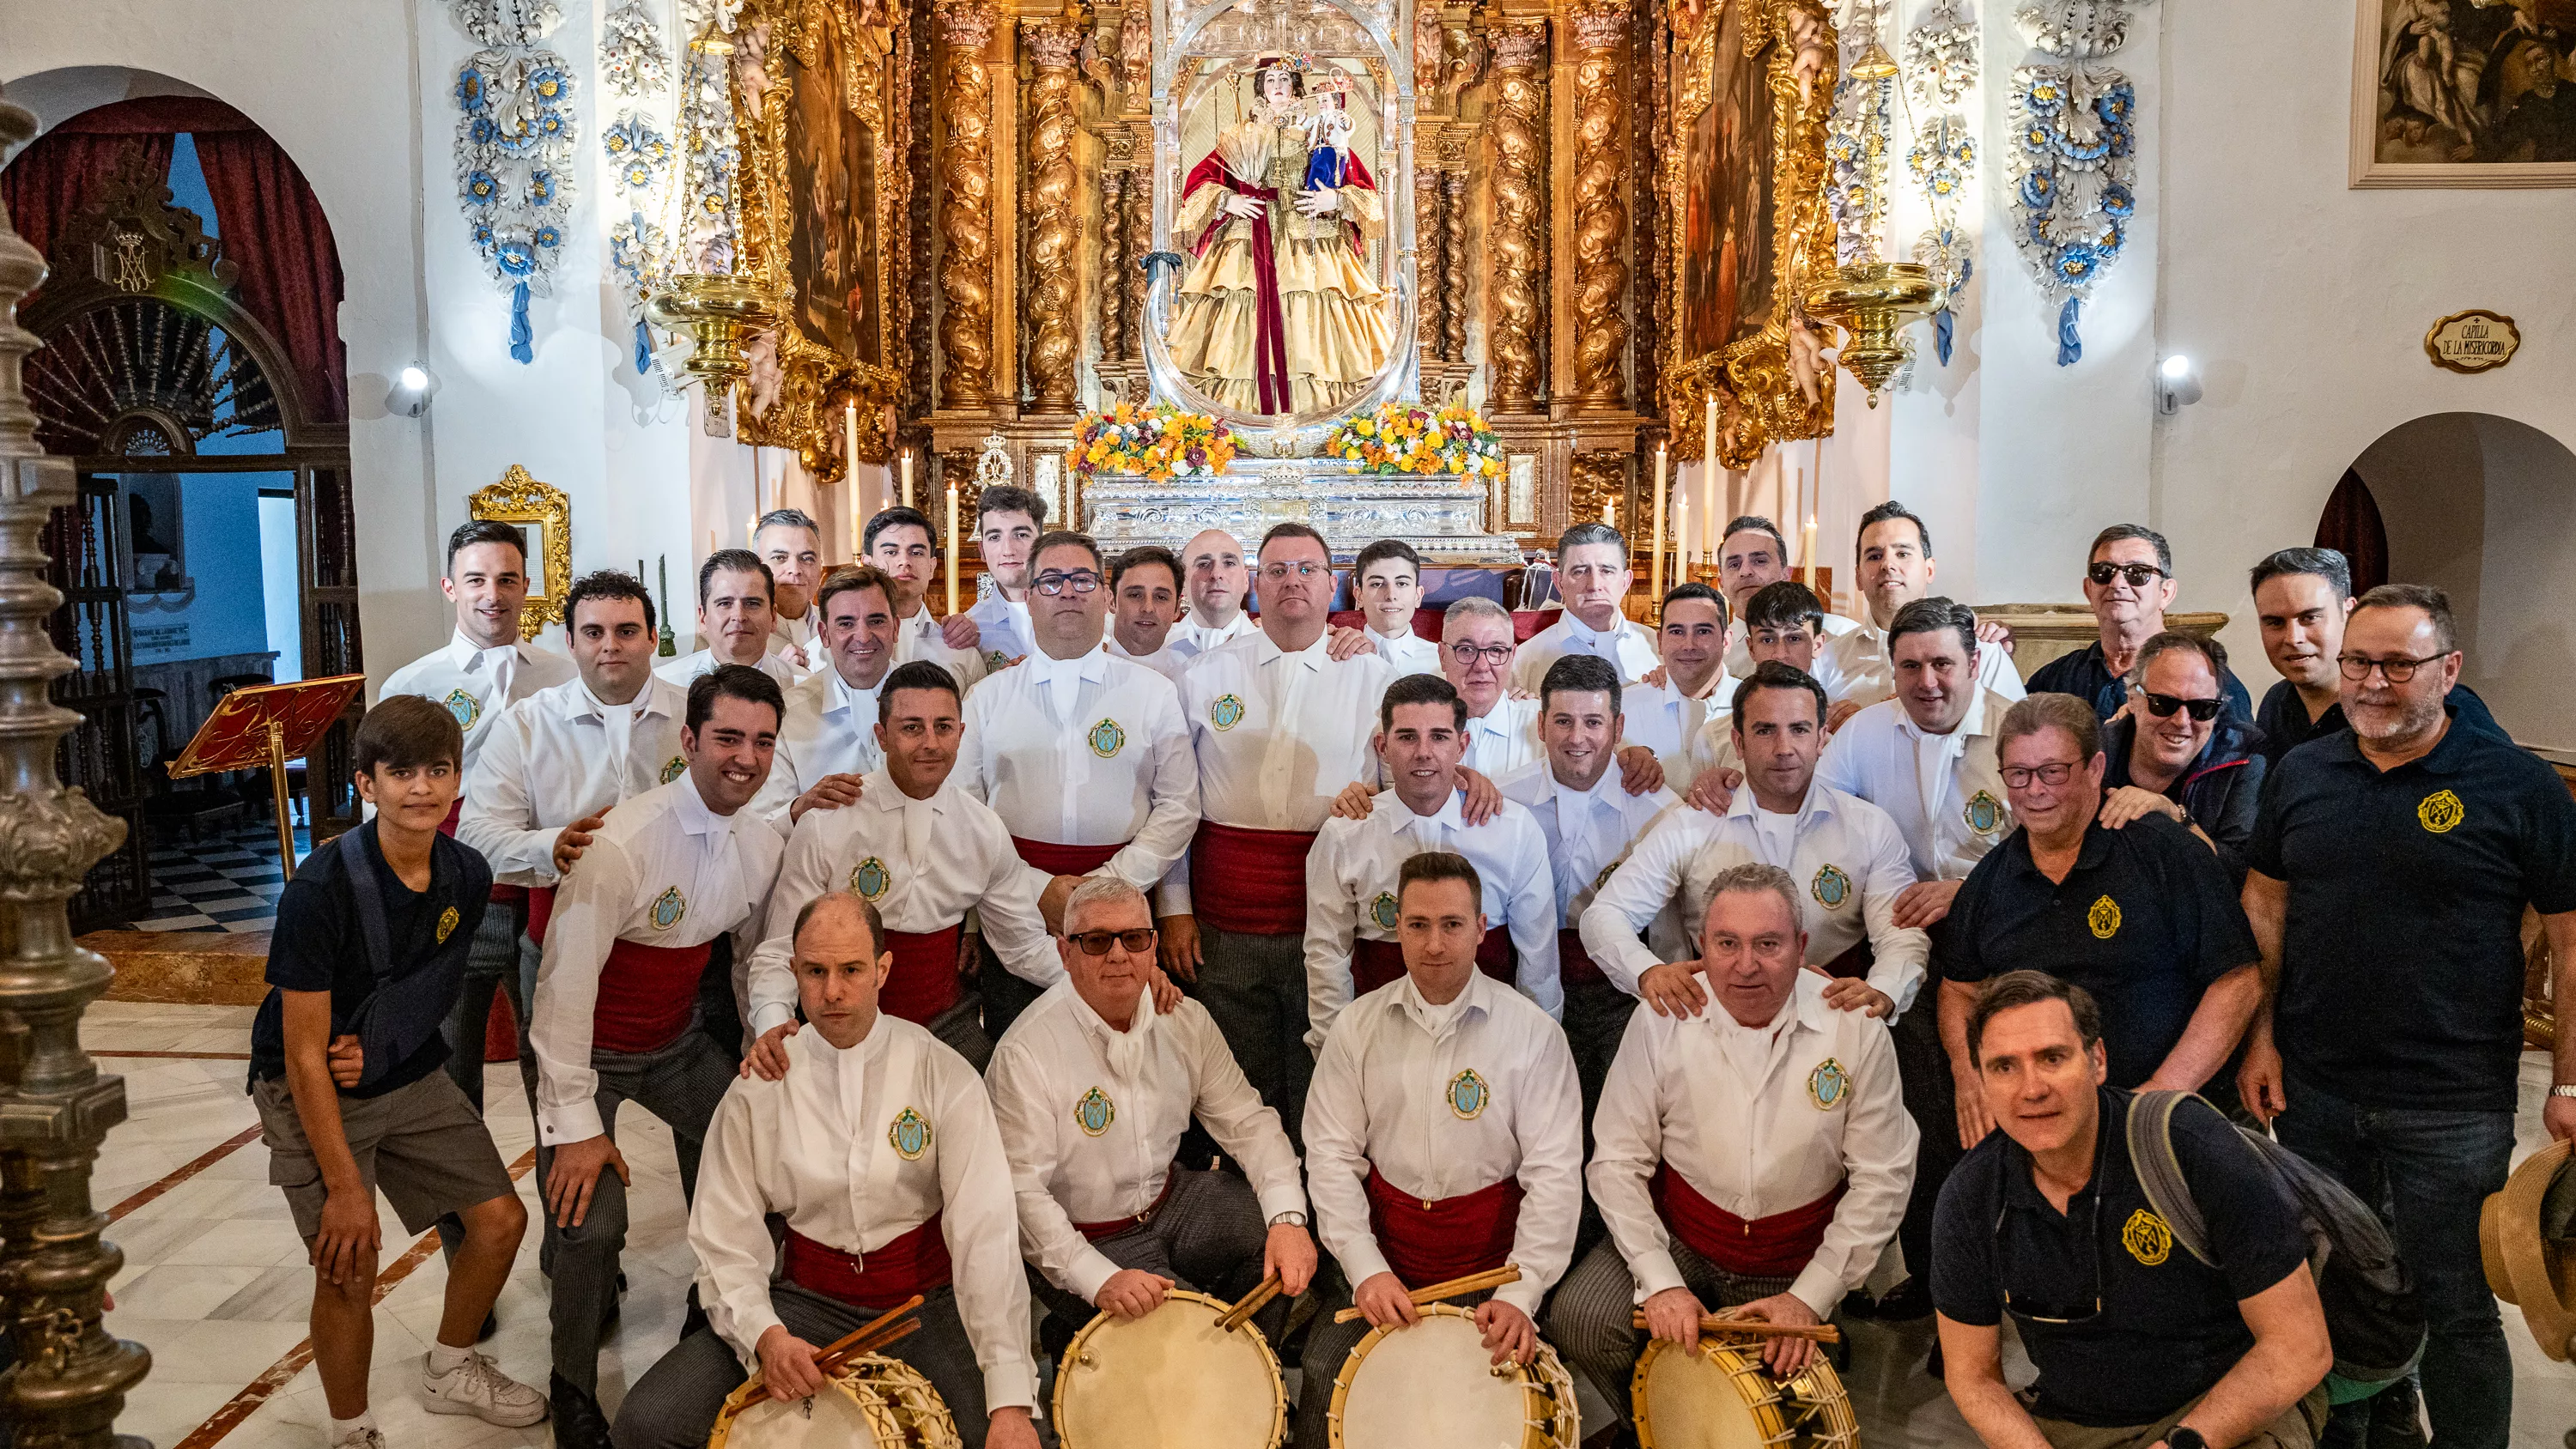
[[957, 530, 1198, 1039], [1352, 538, 1442, 673], [1712, 515, 1862, 676], [1170, 528, 1261, 661], [610, 891, 1040, 1449], [754, 507, 826, 675], [1304, 673, 1560, 1048], [747, 564, 900, 828], [526, 666, 788, 1444], [988, 877, 1316, 1343], [1820, 501, 2022, 726], [864, 506, 988, 688], [1513, 522, 1661, 690], [1546, 863, 1915, 1417], [1105, 543, 1191, 682], [965, 484, 1046, 674], [654, 549, 797, 692], [1620, 582, 1732, 791], [1161, 523, 1395, 1131], [1701, 580, 1834, 774], [1438, 596, 1543, 776], [1496, 653, 1680, 1116], [1295, 851, 1584, 1449]]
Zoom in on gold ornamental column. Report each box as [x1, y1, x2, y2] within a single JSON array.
[[1486, 21, 1549, 415], [936, 0, 1000, 409], [0, 94, 149, 1448], [1566, 0, 1628, 411], [1021, 16, 1084, 413]]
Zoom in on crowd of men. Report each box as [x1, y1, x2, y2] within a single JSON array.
[[250, 486, 2576, 1449]]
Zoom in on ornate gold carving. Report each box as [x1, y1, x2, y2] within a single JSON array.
[[1416, 166, 1444, 360], [1097, 169, 1131, 366], [469, 465, 574, 640], [1569, 2, 1629, 410], [1023, 17, 1083, 413], [1568, 449, 1627, 535], [1415, 1, 1444, 99], [1443, 169, 1468, 362], [937, 0, 998, 408], [1119, 3, 1152, 109], [1121, 163, 1151, 367], [1487, 21, 1548, 414]]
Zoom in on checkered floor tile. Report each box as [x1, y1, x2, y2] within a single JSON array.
[[114, 817, 311, 933]]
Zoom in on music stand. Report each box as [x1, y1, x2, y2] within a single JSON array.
[[165, 673, 367, 882]]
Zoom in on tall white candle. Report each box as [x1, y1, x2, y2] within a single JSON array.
[[1649, 443, 1668, 602]]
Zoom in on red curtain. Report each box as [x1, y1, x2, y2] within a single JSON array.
[[0, 130, 175, 306], [2316, 468, 2391, 596]]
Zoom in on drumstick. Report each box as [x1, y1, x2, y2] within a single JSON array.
[[815, 1294, 927, 1375], [1216, 1272, 1285, 1332], [1332, 1264, 1524, 1323], [1629, 1310, 1842, 1344]]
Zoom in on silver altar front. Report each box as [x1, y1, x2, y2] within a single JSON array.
[[1082, 461, 1520, 564]]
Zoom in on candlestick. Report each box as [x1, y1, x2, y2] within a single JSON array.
[[1650, 443, 1668, 603], [902, 449, 914, 510], [1676, 489, 1691, 572], [1703, 392, 1718, 512], [945, 482, 960, 615], [1803, 513, 1819, 589], [843, 403, 861, 559]]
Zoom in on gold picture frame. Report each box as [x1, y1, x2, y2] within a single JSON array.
[[1664, 0, 1838, 470], [468, 465, 572, 640], [2350, 0, 2576, 190]]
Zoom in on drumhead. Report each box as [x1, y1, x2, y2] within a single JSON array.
[[1054, 1290, 1285, 1449], [1632, 1339, 1783, 1449], [1334, 1307, 1536, 1449], [713, 1376, 885, 1449]]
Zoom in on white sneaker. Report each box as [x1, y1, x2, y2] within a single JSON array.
[[329, 1429, 386, 1449], [420, 1349, 550, 1428]]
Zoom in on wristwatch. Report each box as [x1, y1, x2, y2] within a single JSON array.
[[2551, 1085, 2576, 1100], [1269, 1211, 1308, 1228], [2167, 1428, 2208, 1449]]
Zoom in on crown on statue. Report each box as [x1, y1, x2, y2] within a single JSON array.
[[1253, 51, 1314, 82]]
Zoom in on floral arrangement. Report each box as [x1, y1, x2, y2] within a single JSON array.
[[1323, 400, 1506, 477], [1071, 403, 1238, 480]]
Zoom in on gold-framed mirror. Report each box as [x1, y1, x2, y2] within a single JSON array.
[[468, 465, 572, 640]]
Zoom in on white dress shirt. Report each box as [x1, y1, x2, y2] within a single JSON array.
[[1107, 634, 1192, 685], [1497, 761, 1684, 955], [1370, 626, 1443, 676], [1619, 678, 1726, 795], [1817, 618, 2026, 711], [968, 591, 1037, 672], [529, 774, 784, 1143], [988, 983, 1307, 1301], [956, 646, 1199, 892], [746, 666, 888, 828], [459, 676, 691, 886], [1303, 789, 1562, 1047], [1167, 610, 1259, 662], [1303, 971, 1584, 1317], [1461, 697, 1545, 779], [744, 771, 1060, 1037], [1589, 973, 1917, 1318], [1578, 781, 1929, 1013], [1813, 689, 2017, 882], [1162, 631, 1395, 916], [770, 607, 817, 666], [654, 646, 798, 693], [380, 630, 575, 778], [1512, 610, 1662, 691], [894, 606, 989, 688], [690, 1016, 1036, 1410]]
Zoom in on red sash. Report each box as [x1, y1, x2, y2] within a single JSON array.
[[1364, 1165, 1523, 1288], [783, 1219, 952, 1310], [1011, 837, 1125, 876], [1071, 1171, 1179, 1241], [1651, 1166, 1846, 1279], [527, 885, 557, 945], [1183, 159, 1291, 413], [880, 924, 967, 1026], [1558, 929, 1606, 990], [1349, 926, 1514, 997], [1190, 822, 1319, 936], [592, 937, 715, 1054]]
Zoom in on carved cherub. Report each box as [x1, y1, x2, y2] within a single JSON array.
[[1783, 5, 1830, 110]]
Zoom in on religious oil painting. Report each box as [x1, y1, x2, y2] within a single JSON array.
[[784, 3, 878, 357], [1682, 0, 1778, 361], [2353, 0, 2576, 186]]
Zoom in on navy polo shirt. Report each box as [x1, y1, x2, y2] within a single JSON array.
[[1938, 813, 2257, 1088], [2246, 699, 2576, 1112], [2253, 679, 2504, 771], [2027, 640, 2253, 723], [1932, 1088, 2310, 1428]]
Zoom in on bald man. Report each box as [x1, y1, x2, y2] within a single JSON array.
[[1170, 530, 1261, 663]]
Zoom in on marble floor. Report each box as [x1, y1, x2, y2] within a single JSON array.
[[76, 1001, 2576, 1448]]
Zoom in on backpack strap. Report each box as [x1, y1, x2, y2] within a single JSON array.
[[2125, 1088, 2218, 1268], [334, 823, 399, 991]]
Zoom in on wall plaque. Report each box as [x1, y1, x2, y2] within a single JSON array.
[[2424, 310, 2519, 374]]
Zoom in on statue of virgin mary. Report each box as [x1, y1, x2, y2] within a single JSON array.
[[1165, 55, 1395, 415]]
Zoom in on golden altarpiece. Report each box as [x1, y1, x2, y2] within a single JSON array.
[[652, 0, 1899, 566]]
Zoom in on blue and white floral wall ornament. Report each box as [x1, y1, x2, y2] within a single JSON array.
[[1904, 0, 1978, 366], [447, 0, 562, 46], [455, 48, 578, 364], [605, 112, 679, 375], [603, 0, 675, 96], [1823, 1, 1898, 266], [677, 17, 743, 279], [2007, 0, 2147, 367]]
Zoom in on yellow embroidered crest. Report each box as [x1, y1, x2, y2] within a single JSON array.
[[1210, 694, 1246, 731], [1807, 1058, 1850, 1110], [436, 906, 461, 944], [2417, 789, 2464, 834], [1087, 718, 1127, 758], [659, 755, 687, 785], [2123, 1208, 2173, 1266], [442, 688, 482, 730], [888, 1107, 933, 1161], [851, 857, 891, 901], [1446, 1069, 1490, 1119], [2087, 894, 2122, 940], [1074, 1086, 1115, 1137], [650, 887, 688, 931], [1811, 864, 1852, 909]]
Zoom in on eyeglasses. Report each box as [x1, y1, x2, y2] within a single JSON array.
[[2141, 692, 2221, 722], [1068, 928, 1157, 955], [1261, 561, 1328, 580], [2336, 652, 2448, 683], [2000, 761, 2079, 789], [1034, 570, 1102, 596], [1998, 1192, 2105, 1325], [1447, 641, 1514, 666], [2086, 561, 2166, 588]]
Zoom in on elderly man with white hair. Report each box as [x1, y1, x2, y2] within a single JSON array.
[[987, 876, 1317, 1343]]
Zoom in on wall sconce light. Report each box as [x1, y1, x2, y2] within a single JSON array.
[[386, 364, 437, 418], [2155, 355, 2203, 416]]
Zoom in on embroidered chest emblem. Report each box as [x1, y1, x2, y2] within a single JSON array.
[[2122, 1208, 2172, 1266], [852, 856, 891, 902], [436, 906, 461, 943], [1594, 862, 1619, 892], [1074, 1086, 1116, 1137], [650, 886, 687, 931], [1210, 693, 1246, 731], [1370, 890, 1400, 931], [1807, 1058, 1850, 1110], [1811, 863, 1851, 910], [888, 1107, 933, 1161], [984, 648, 1014, 675], [1963, 789, 2006, 836], [1087, 718, 1127, 759], [443, 688, 482, 729], [1447, 1069, 1491, 1119], [2418, 789, 2464, 835], [2087, 894, 2122, 940], [659, 755, 687, 785]]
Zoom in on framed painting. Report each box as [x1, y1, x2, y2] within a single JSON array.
[[2351, 0, 2576, 188], [468, 465, 572, 640]]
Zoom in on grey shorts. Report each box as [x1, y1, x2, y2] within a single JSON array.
[[253, 1070, 518, 1241]]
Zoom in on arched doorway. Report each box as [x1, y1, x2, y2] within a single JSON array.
[[2335, 411, 2576, 756], [6, 94, 358, 931]]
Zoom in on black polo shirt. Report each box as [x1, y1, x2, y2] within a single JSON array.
[[1938, 812, 2257, 1088], [1931, 1088, 2310, 1428], [2246, 699, 2576, 1112], [2253, 679, 2504, 771], [2026, 640, 2253, 724]]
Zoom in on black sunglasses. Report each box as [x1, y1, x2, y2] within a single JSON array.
[[2141, 692, 2221, 723], [1069, 928, 1157, 955], [2087, 561, 2166, 588], [1998, 1191, 2105, 1325]]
